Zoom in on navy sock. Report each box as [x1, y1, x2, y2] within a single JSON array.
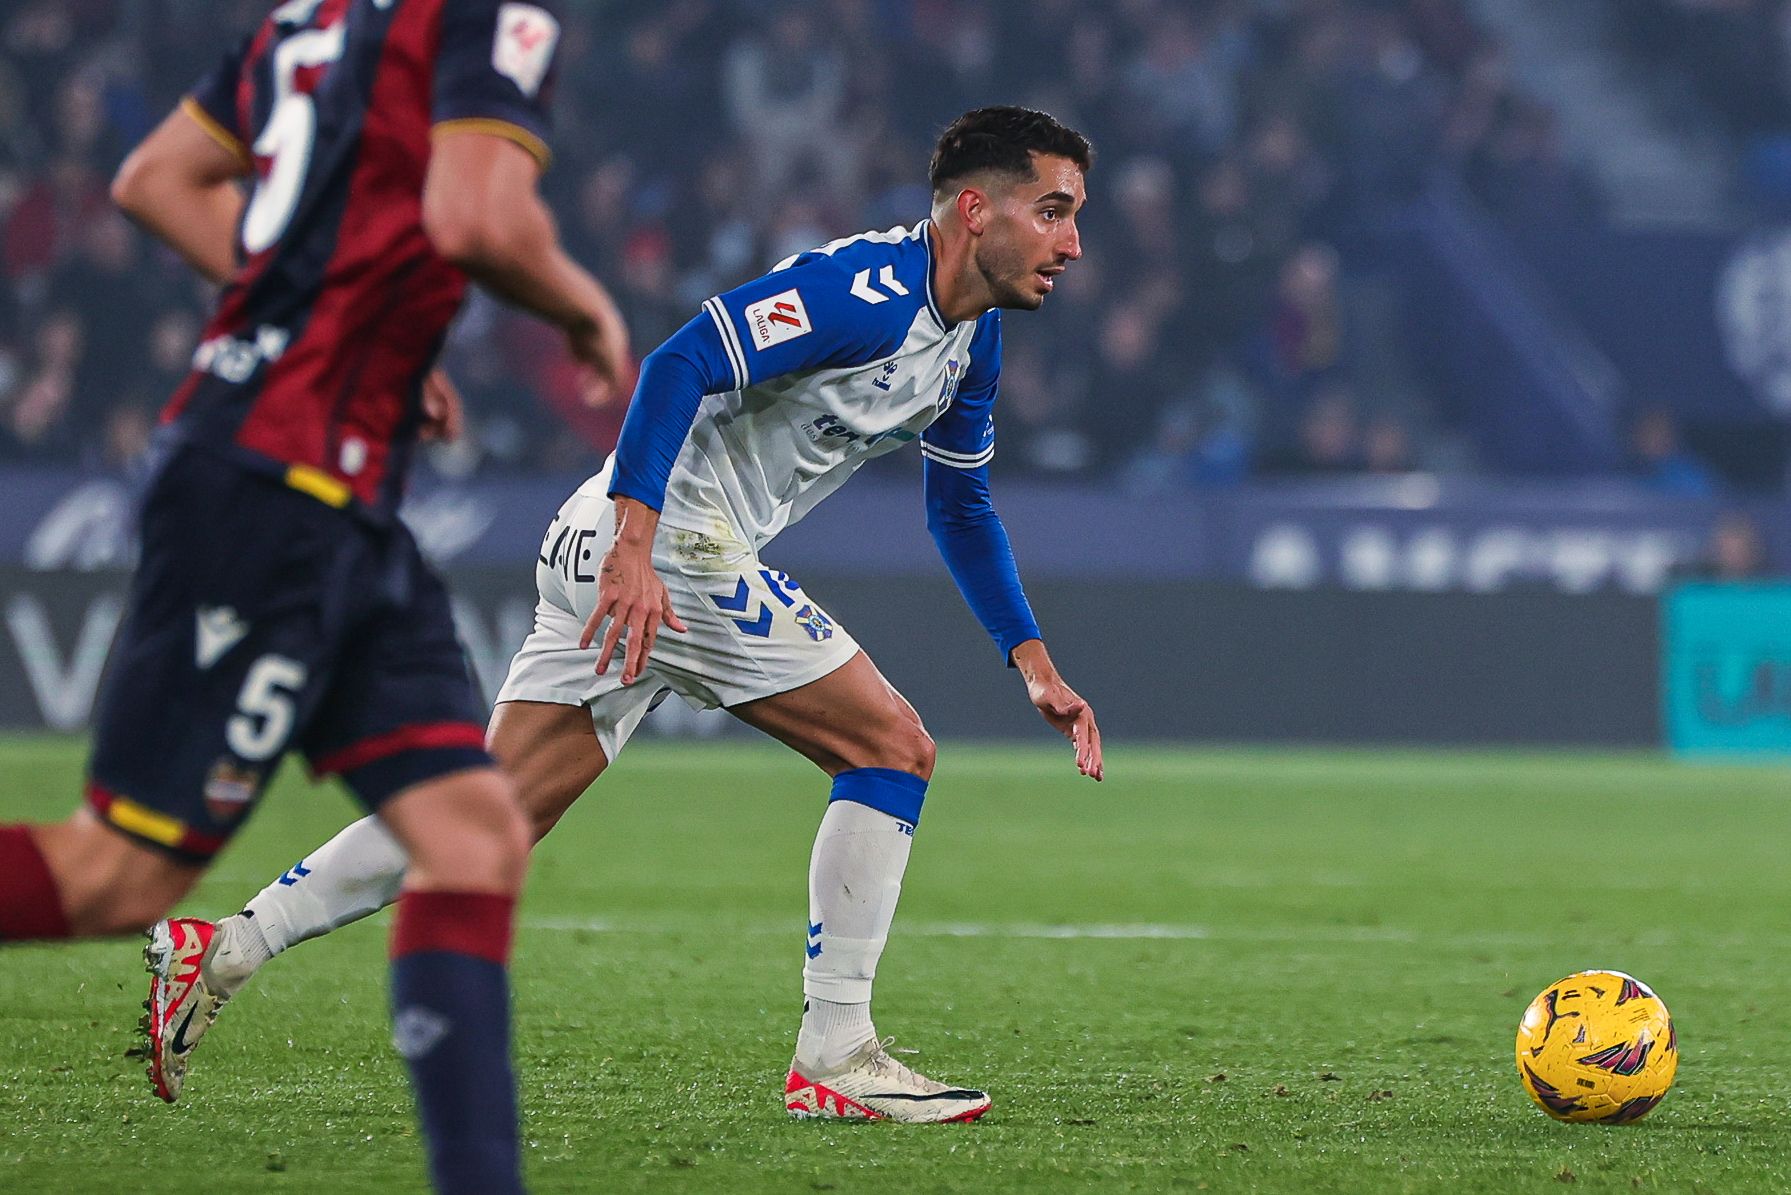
[[390, 891, 522, 1195]]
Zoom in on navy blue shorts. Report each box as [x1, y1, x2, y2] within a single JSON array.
[[85, 447, 492, 861]]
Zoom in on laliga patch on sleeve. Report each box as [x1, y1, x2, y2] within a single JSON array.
[[744, 288, 812, 350], [492, 3, 559, 99]]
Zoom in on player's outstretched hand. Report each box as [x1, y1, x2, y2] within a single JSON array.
[[1013, 640, 1103, 781], [581, 537, 687, 686], [568, 284, 633, 407], [419, 368, 465, 442]]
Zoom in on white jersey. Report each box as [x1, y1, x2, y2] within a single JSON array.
[[606, 220, 1003, 551]]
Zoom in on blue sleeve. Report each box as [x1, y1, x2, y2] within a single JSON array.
[[919, 313, 1040, 661], [925, 459, 1042, 662], [432, 0, 561, 167], [608, 312, 737, 510], [700, 252, 916, 391]]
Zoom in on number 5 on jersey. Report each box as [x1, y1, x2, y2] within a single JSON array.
[[242, 21, 346, 254]]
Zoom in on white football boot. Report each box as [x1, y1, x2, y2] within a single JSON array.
[[785, 1036, 991, 1123]]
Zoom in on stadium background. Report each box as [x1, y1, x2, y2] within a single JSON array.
[[7, 4, 1791, 1193], [1, 0, 1790, 748]]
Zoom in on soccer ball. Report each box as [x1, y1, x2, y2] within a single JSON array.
[[1515, 970, 1677, 1124]]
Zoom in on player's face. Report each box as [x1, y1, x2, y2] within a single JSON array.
[[977, 154, 1086, 311]]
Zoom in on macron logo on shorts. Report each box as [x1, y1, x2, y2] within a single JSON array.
[[745, 289, 812, 350], [195, 606, 249, 670]]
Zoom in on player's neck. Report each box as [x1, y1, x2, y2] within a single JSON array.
[[925, 220, 994, 326]]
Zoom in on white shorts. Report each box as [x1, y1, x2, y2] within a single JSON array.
[[495, 478, 860, 761]]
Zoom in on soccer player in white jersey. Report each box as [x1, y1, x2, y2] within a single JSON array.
[[146, 106, 1103, 1123]]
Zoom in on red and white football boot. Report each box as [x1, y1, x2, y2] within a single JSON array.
[[140, 918, 225, 1103], [785, 1037, 992, 1123]]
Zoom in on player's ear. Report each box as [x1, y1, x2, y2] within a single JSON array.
[[955, 187, 989, 236]]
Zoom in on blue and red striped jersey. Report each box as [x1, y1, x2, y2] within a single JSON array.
[[166, 0, 561, 516]]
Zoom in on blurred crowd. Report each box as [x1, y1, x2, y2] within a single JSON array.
[[0, 0, 1631, 489], [1618, 0, 1791, 139]]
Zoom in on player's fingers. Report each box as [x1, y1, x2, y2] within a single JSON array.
[[595, 610, 626, 675], [428, 369, 464, 441], [579, 596, 612, 651], [1083, 716, 1104, 782], [661, 595, 689, 633], [579, 369, 614, 409], [624, 607, 654, 684], [1067, 705, 1096, 770]]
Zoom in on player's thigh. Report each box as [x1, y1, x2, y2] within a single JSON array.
[[728, 649, 936, 779], [85, 449, 361, 864], [487, 699, 610, 840], [377, 767, 529, 895]]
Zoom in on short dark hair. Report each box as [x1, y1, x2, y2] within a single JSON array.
[[928, 106, 1094, 196]]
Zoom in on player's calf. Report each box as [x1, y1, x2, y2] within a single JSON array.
[[1, 816, 200, 941]]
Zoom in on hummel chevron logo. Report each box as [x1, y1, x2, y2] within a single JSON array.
[[275, 860, 312, 887], [850, 265, 909, 305], [711, 578, 773, 638], [195, 606, 248, 669], [806, 920, 823, 959]]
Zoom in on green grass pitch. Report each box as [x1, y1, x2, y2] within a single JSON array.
[[3, 736, 1791, 1193]]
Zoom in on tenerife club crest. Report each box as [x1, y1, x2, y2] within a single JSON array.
[[937, 359, 961, 412], [793, 604, 833, 642]]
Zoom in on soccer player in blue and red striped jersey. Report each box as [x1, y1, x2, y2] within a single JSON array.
[[0, 2, 626, 1191]]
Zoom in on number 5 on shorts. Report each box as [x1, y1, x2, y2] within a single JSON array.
[[227, 655, 308, 761]]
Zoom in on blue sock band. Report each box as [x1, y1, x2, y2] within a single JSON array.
[[829, 767, 928, 827]]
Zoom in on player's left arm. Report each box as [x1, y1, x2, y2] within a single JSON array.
[[923, 313, 1102, 780]]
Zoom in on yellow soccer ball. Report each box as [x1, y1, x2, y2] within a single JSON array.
[[1515, 970, 1677, 1124]]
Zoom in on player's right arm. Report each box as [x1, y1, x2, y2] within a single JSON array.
[[424, 0, 629, 393], [587, 253, 911, 683], [111, 44, 253, 285]]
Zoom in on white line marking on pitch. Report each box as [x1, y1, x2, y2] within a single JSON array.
[[522, 917, 1419, 943], [523, 917, 1791, 949]]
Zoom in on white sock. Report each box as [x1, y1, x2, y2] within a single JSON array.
[[242, 814, 410, 956], [797, 799, 914, 1072], [797, 997, 875, 1075], [200, 911, 275, 999]]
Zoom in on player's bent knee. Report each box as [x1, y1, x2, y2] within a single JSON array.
[[383, 770, 531, 895], [907, 726, 938, 780], [862, 721, 935, 781]]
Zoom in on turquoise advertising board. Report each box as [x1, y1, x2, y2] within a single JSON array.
[[1662, 584, 1791, 756]]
